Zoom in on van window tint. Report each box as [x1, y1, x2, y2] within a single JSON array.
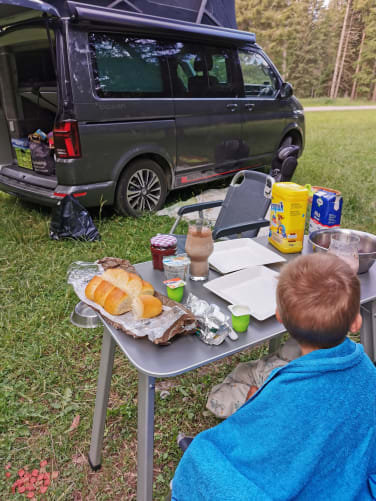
[[168, 42, 238, 98], [239, 50, 278, 98], [89, 33, 170, 98]]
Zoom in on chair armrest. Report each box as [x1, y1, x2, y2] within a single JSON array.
[[170, 200, 224, 234], [177, 200, 223, 216], [213, 219, 270, 240]]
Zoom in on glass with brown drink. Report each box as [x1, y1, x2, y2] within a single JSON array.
[[185, 219, 214, 281]]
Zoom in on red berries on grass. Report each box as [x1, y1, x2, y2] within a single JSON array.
[[4, 460, 59, 498]]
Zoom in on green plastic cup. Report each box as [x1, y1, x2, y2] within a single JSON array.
[[166, 285, 184, 302], [228, 305, 251, 333]]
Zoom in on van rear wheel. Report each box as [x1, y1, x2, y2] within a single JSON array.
[[115, 159, 168, 217]]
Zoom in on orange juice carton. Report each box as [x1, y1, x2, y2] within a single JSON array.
[[268, 182, 308, 254], [309, 189, 342, 234]]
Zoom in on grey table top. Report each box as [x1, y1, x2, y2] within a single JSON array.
[[99, 237, 376, 379]]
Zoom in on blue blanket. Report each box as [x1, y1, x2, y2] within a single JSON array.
[[172, 338, 376, 500]]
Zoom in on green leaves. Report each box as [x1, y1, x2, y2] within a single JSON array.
[[236, 0, 376, 100]]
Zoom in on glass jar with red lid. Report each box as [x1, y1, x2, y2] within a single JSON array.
[[150, 234, 177, 270]]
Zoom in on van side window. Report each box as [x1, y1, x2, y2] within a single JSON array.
[[238, 50, 279, 98], [89, 33, 170, 98], [168, 42, 238, 98]]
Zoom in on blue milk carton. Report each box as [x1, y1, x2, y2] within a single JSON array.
[[309, 189, 343, 233]]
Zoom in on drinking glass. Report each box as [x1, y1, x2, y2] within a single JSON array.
[[328, 232, 360, 273], [185, 219, 214, 281]]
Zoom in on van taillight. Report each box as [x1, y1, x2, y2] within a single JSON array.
[[53, 120, 81, 158]]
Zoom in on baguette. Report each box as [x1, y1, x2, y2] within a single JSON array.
[[104, 288, 132, 315], [132, 295, 163, 319], [85, 275, 103, 301]]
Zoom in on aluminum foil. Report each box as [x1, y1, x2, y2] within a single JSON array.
[[185, 293, 230, 345], [67, 261, 187, 343], [67, 261, 102, 285]]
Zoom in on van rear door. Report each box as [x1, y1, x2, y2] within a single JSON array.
[[0, 1, 59, 20], [0, 1, 62, 205], [0, 103, 12, 165]]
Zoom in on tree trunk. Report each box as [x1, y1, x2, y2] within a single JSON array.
[[282, 46, 287, 80], [351, 28, 366, 100], [371, 60, 376, 101], [330, 0, 352, 99], [334, 11, 353, 98]]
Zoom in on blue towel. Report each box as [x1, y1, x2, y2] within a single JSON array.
[[172, 338, 376, 500]]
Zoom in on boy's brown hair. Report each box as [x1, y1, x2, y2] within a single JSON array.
[[276, 253, 360, 348]]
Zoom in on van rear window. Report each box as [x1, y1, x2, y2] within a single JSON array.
[[89, 33, 170, 98]]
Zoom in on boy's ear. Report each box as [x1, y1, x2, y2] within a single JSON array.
[[349, 313, 362, 333], [275, 308, 282, 323]]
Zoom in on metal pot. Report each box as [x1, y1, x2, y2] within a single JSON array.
[[70, 301, 99, 328], [308, 228, 376, 274]]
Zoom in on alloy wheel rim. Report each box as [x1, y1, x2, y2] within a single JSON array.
[[126, 169, 162, 212]]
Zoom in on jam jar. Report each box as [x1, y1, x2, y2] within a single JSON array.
[[150, 234, 177, 270]]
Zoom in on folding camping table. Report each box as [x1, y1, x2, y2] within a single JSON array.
[[86, 237, 376, 501]]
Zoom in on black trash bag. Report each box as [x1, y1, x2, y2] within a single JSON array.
[[270, 145, 300, 182], [50, 195, 101, 241], [29, 141, 55, 175]]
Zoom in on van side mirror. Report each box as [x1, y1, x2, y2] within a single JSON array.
[[279, 82, 293, 99]]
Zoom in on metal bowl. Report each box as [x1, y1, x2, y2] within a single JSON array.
[[70, 301, 100, 328], [308, 228, 376, 274]]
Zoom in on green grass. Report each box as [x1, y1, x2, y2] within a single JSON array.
[[299, 97, 376, 107], [295, 111, 376, 234], [1, 110, 375, 499]]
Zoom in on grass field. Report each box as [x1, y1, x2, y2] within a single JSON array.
[[299, 97, 376, 107], [1, 110, 375, 500]]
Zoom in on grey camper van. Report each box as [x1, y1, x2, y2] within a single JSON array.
[[0, 0, 304, 216]]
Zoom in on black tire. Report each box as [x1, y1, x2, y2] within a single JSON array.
[[115, 159, 168, 217]]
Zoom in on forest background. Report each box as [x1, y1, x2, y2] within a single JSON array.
[[235, 0, 376, 101]]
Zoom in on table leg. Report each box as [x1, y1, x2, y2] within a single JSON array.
[[88, 326, 116, 470], [360, 301, 376, 362], [268, 334, 283, 354], [137, 372, 155, 501]]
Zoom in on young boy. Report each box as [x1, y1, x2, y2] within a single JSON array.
[[171, 253, 376, 501]]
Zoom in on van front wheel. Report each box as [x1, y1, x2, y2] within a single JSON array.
[[115, 159, 168, 217]]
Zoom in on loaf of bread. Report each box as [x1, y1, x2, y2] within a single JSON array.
[[85, 275, 103, 301], [140, 280, 154, 296], [104, 287, 132, 315], [101, 268, 129, 291], [125, 273, 143, 296], [132, 295, 163, 319], [85, 271, 161, 319], [93, 280, 115, 307]]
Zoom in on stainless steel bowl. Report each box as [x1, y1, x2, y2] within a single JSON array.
[[70, 301, 100, 328], [308, 228, 376, 274]]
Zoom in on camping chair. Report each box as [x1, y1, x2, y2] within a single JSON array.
[[169, 170, 274, 253]]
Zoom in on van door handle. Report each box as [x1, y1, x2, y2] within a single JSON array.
[[226, 104, 238, 112], [245, 103, 255, 111]]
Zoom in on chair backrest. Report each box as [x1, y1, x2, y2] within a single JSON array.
[[213, 170, 273, 239]]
